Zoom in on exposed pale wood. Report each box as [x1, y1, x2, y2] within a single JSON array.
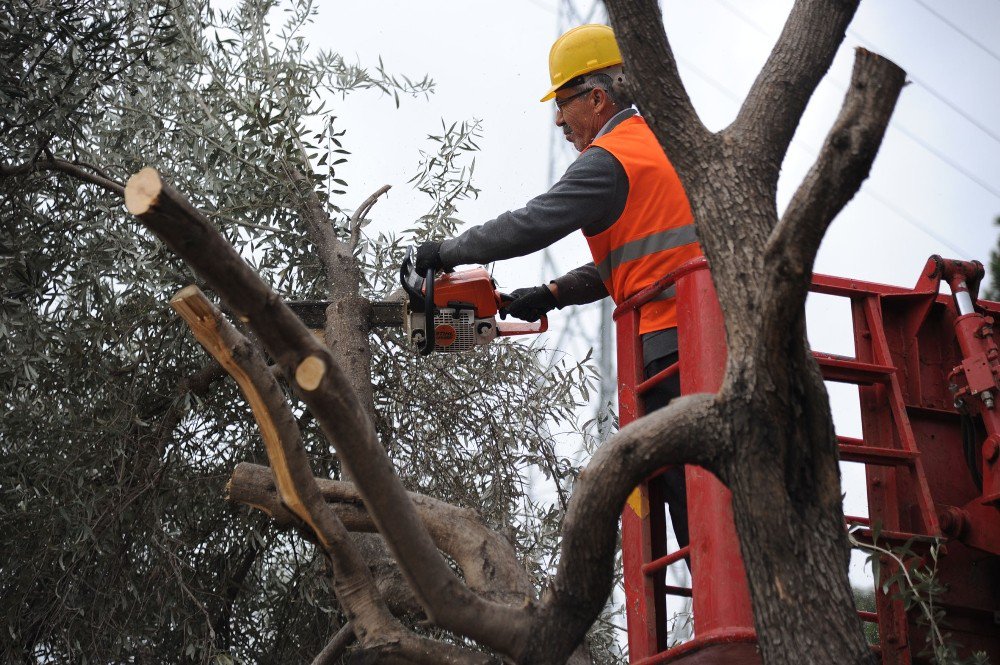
[[171, 286, 309, 526], [126, 170, 532, 659], [295, 355, 326, 391], [167, 285, 414, 652], [123, 166, 161, 215]]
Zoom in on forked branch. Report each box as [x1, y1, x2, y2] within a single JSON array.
[[227, 462, 535, 603], [169, 286, 406, 642], [350, 184, 392, 250]]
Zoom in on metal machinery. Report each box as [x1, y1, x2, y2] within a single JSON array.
[[617, 256, 1000, 664]]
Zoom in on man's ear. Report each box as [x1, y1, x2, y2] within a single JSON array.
[[592, 87, 608, 111]]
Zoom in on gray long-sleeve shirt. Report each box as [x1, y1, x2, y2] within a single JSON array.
[[439, 109, 638, 306], [438, 108, 678, 363]]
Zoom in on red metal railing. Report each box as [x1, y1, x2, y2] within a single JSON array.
[[617, 257, 1000, 664]]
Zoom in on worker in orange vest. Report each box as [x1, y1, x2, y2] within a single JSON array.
[[416, 24, 702, 548]]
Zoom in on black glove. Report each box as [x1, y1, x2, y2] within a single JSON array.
[[503, 285, 558, 322], [415, 241, 444, 274]]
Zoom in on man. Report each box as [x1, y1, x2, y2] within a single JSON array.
[[415, 24, 701, 548]]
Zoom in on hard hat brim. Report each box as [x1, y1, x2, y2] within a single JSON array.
[[540, 87, 559, 103], [539, 59, 622, 103]]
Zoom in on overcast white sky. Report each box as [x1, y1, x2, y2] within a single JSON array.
[[304, 0, 1000, 483], [282, 0, 1000, 602]]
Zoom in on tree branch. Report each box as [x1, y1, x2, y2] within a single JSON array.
[[0, 158, 125, 196], [526, 393, 727, 661], [310, 622, 355, 665], [604, 0, 710, 173], [124, 168, 531, 657], [227, 462, 534, 603], [764, 48, 905, 322], [168, 285, 406, 643], [350, 185, 391, 250], [733, 0, 861, 170]]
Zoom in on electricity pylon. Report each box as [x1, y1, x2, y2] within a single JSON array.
[[542, 0, 616, 437]]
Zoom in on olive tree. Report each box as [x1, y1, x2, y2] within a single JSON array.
[[1, 1, 610, 662], [5, 0, 910, 662]]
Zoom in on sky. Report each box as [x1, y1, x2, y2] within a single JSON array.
[[279, 0, 1000, 633]]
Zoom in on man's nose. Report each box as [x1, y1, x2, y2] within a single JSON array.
[[554, 108, 565, 126]]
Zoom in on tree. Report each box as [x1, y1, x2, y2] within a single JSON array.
[[982, 216, 1000, 301], [2, 1, 610, 662], [2, 0, 908, 663]]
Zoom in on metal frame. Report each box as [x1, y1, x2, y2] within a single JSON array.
[[618, 257, 1000, 664]]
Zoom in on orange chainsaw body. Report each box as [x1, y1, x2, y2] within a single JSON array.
[[430, 267, 502, 317]]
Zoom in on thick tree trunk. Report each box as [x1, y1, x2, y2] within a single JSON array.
[[604, 2, 907, 663]]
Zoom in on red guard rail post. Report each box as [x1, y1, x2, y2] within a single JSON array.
[[616, 258, 758, 664]]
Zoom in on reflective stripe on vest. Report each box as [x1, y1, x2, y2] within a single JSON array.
[[584, 116, 701, 334], [594, 224, 699, 282]]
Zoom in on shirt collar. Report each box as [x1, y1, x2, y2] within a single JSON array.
[[594, 107, 637, 140]]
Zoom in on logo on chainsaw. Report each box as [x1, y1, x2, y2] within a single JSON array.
[[434, 324, 457, 347]]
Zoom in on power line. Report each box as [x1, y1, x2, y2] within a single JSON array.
[[859, 187, 978, 260], [711, 0, 1000, 149], [845, 29, 1000, 148], [889, 123, 1000, 200], [910, 0, 1000, 66], [706, 0, 1000, 202]]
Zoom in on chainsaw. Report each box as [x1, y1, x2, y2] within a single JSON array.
[[287, 247, 547, 355]]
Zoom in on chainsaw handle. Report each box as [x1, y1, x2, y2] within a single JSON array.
[[419, 267, 435, 355], [496, 315, 548, 337]]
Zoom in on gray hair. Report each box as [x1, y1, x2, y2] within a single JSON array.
[[583, 66, 633, 109]]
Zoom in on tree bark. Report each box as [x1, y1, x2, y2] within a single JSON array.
[[603, 2, 907, 663], [227, 462, 534, 604], [118, 1, 909, 656]]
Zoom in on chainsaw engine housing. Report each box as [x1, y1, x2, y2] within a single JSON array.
[[406, 308, 498, 353], [399, 247, 546, 355], [405, 266, 501, 353]]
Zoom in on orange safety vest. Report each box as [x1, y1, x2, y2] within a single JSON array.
[[585, 115, 701, 334]]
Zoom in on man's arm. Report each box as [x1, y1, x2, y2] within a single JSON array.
[[550, 263, 608, 306], [437, 148, 627, 268]]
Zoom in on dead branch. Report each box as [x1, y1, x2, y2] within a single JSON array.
[[124, 168, 531, 657], [168, 286, 405, 643], [350, 185, 391, 250], [0, 158, 125, 195], [228, 462, 534, 603]]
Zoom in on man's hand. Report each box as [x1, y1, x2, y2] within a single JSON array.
[[503, 285, 558, 322], [415, 241, 444, 274]]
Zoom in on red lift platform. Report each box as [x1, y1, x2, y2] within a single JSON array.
[[616, 256, 1000, 664]]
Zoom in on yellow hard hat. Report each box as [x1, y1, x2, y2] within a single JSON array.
[[540, 24, 622, 102]]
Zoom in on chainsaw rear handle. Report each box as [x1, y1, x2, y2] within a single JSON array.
[[419, 266, 435, 355], [399, 247, 436, 355], [497, 316, 548, 336]]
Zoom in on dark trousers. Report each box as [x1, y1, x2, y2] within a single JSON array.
[[641, 351, 689, 551]]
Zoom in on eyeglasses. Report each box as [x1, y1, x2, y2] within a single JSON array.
[[554, 88, 592, 110]]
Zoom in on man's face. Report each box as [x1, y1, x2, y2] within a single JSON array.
[[555, 87, 604, 152]]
